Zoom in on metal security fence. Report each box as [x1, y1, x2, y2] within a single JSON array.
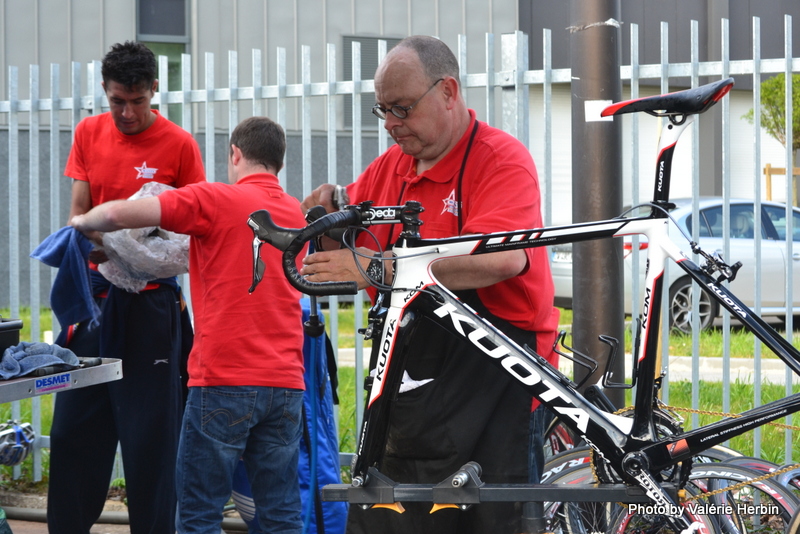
[[1, 17, 799, 481]]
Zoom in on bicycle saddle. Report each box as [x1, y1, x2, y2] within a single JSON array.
[[601, 77, 734, 118]]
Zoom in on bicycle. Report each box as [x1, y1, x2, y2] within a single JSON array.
[[247, 76, 800, 534]]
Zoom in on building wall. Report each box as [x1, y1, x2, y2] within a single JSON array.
[[0, 0, 520, 130], [0, 0, 136, 111], [520, 0, 800, 89], [189, 0, 519, 130]]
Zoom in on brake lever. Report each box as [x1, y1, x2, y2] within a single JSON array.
[[689, 242, 742, 283], [248, 234, 266, 293], [716, 260, 742, 283]]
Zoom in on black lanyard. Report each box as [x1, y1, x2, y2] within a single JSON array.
[[385, 119, 480, 248], [456, 119, 480, 233]]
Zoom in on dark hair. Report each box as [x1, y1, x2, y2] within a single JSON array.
[[230, 116, 286, 173], [101, 41, 157, 91], [395, 35, 460, 85]]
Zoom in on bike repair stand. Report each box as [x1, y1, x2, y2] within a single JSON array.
[[322, 462, 676, 534]]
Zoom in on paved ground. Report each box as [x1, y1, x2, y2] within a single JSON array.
[[5, 516, 246, 533], [7, 518, 131, 534]]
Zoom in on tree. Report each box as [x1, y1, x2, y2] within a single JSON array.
[[743, 73, 800, 205]]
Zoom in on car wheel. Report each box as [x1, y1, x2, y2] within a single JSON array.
[[669, 277, 718, 333]]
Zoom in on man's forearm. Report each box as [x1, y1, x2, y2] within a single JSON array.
[[70, 201, 124, 233], [431, 249, 528, 290], [70, 197, 162, 234]]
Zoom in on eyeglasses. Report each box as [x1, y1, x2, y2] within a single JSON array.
[[372, 78, 444, 120]]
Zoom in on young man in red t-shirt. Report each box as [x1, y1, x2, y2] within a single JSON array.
[[47, 42, 205, 534], [71, 116, 307, 534]]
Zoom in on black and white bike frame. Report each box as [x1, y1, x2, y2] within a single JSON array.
[[247, 77, 800, 523]]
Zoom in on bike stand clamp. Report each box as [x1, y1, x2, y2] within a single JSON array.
[[430, 461, 484, 512]]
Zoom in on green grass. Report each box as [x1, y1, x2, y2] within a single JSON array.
[[557, 307, 800, 358], [323, 302, 368, 350], [666, 380, 800, 464], [0, 307, 53, 344]]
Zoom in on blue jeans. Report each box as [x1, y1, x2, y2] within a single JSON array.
[[175, 386, 304, 534], [529, 405, 553, 484]]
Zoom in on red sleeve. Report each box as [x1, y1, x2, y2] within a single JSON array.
[[159, 183, 215, 236], [64, 120, 89, 181]]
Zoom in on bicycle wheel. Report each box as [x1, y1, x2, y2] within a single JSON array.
[[541, 446, 591, 484], [544, 462, 618, 534], [687, 463, 798, 534], [554, 461, 798, 534], [543, 415, 582, 458], [775, 464, 800, 492], [607, 486, 720, 534], [785, 507, 800, 534], [693, 443, 743, 463], [724, 456, 780, 473]]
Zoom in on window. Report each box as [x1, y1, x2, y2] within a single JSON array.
[[139, 42, 185, 123], [695, 204, 764, 240], [138, 0, 187, 39], [138, 0, 189, 125], [763, 205, 800, 242], [343, 36, 401, 129], [686, 213, 713, 237]]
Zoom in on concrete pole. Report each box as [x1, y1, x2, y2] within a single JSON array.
[[569, 0, 625, 407]]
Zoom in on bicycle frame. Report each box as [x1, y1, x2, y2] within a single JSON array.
[[247, 76, 800, 519]]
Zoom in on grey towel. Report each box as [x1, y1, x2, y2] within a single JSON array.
[[0, 342, 80, 380]]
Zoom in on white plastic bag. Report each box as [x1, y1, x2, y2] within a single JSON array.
[[98, 182, 189, 292]]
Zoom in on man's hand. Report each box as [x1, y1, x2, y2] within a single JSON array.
[[301, 247, 375, 290], [300, 184, 349, 214], [301, 184, 337, 214], [88, 249, 109, 264]]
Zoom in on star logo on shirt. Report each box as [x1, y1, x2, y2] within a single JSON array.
[[134, 161, 158, 180], [442, 189, 459, 217]]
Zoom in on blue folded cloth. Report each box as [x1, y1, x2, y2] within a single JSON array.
[[0, 342, 80, 380], [30, 226, 101, 332]]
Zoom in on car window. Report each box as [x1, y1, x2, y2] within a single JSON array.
[[686, 213, 712, 237], [730, 205, 756, 238], [699, 205, 761, 239], [699, 207, 723, 237], [764, 205, 800, 241]]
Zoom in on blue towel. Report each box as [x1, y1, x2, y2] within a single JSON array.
[[0, 342, 80, 380], [30, 226, 101, 332]]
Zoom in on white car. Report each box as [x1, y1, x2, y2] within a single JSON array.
[[550, 198, 800, 333]]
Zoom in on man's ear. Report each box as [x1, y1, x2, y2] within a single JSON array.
[[151, 79, 159, 93], [230, 144, 243, 165], [441, 77, 460, 110]]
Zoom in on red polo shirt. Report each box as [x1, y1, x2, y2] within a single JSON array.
[[349, 110, 560, 365], [159, 174, 307, 389]]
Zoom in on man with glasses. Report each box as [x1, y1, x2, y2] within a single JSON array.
[[301, 35, 559, 534]]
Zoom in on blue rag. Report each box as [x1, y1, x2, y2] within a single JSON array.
[[0, 342, 80, 380], [30, 226, 101, 332]]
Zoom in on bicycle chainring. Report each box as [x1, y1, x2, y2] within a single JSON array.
[[590, 405, 691, 486]]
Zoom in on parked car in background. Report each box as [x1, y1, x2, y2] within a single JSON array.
[[550, 198, 800, 333]]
